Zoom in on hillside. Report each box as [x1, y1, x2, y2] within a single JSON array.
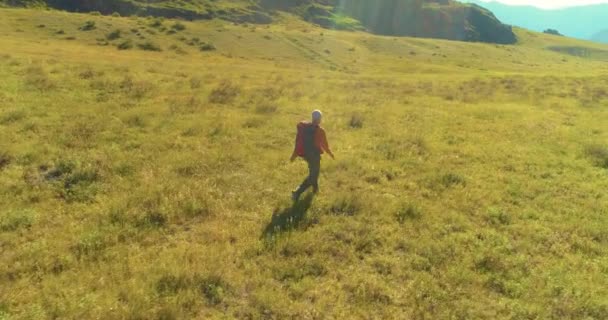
[[592, 29, 608, 44], [2, 6, 608, 320], [1, 0, 517, 44], [464, 0, 608, 40]]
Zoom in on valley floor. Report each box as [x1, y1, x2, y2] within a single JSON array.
[[1, 8, 608, 319]]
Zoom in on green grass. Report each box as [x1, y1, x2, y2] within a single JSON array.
[[2, 7, 608, 319]]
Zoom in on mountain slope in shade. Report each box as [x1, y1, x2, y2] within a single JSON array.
[[3, 0, 517, 44], [463, 0, 608, 40], [261, 0, 517, 44], [592, 30, 608, 43]]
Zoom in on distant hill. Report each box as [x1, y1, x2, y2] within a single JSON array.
[[1, 0, 517, 44], [463, 0, 608, 40], [592, 30, 608, 44], [261, 0, 516, 44]]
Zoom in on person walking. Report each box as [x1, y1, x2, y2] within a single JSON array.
[[290, 110, 335, 201]]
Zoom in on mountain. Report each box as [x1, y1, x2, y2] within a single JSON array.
[[592, 29, 608, 43], [463, 0, 608, 40], [1, 0, 517, 44]]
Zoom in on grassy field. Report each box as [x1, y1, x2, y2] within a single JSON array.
[[2, 7, 608, 319]]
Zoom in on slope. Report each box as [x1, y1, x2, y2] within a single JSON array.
[[2, 0, 517, 44], [2, 7, 608, 320], [464, 0, 608, 40]]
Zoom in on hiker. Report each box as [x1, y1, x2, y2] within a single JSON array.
[[290, 110, 335, 201]]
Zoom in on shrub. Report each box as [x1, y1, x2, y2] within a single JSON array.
[[190, 77, 202, 89], [396, 204, 422, 223], [44, 160, 75, 181], [195, 275, 227, 305], [585, 144, 608, 168], [106, 29, 121, 40], [0, 151, 10, 170], [487, 208, 511, 226], [61, 167, 99, 202], [55, 29, 65, 35], [111, 12, 121, 17], [72, 231, 106, 260], [171, 22, 186, 31], [78, 69, 95, 79], [36, 24, 45, 28], [0, 209, 35, 232], [137, 41, 161, 51], [199, 42, 216, 51], [0, 110, 26, 124], [149, 19, 163, 28], [141, 210, 167, 228], [441, 172, 466, 187], [543, 29, 563, 36], [89, 11, 102, 16], [349, 113, 364, 128], [188, 37, 200, 45], [79, 20, 96, 31], [208, 81, 240, 104], [42, 160, 99, 202], [330, 196, 362, 216], [169, 44, 186, 55], [117, 40, 133, 50]]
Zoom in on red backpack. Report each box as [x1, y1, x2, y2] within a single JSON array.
[[294, 122, 318, 157]]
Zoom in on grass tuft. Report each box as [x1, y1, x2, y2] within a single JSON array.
[[396, 203, 422, 223], [208, 80, 240, 104], [199, 42, 216, 51], [349, 113, 364, 128], [171, 22, 186, 31], [0, 151, 10, 170], [79, 20, 96, 31], [117, 39, 133, 50], [106, 29, 121, 40], [0, 209, 35, 232], [487, 207, 511, 226], [585, 144, 608, 168], [330, 195, 362, 216], [137, 41, 162, 51], [441, 172, 466, 188]]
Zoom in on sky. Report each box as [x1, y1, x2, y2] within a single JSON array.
[[475, 0, 608, 9]]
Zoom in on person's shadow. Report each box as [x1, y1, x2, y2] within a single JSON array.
[[262, 193, 315, 239]]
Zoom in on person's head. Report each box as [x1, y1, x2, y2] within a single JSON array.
[[312, 109, 323, 125]]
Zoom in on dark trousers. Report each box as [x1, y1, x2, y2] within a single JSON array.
[[295, 154, 320, 196]]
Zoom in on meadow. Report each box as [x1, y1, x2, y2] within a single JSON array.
[[1, 7, 608, 319]]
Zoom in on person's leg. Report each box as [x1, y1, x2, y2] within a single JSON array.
[[293, 157, 314, 200], [310, 155, 320, 193]]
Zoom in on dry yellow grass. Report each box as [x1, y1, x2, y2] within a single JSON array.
[[1, 7, 608, 319]]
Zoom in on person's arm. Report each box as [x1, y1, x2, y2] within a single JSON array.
[[320, 129, 335, 159], [290, 126, 299, 161]]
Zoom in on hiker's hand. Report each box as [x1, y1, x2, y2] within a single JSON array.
[[329, 152, 335, 160]]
